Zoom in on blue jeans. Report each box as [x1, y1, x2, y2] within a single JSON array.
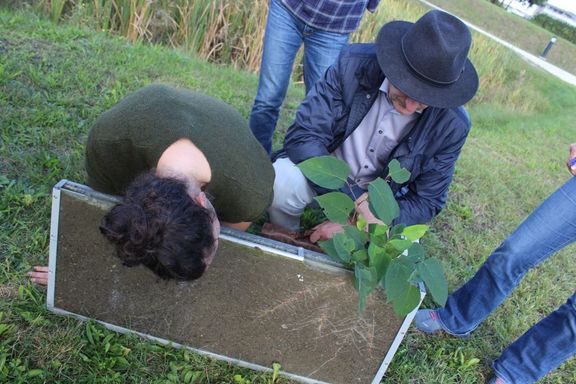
[[437, 177, 576, 383], [249, 0, 349, 155]]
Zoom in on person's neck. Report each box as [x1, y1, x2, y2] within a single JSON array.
[[156, 138, 212, 194], [156, 165, 203, 197]]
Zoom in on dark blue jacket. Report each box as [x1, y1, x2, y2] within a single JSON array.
[[281, 43, 472, 225]]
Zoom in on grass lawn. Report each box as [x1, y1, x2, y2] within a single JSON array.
[[425, 0, 576, 75], [1, 2, 576, 384]]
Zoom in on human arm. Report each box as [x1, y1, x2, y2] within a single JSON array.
[[567, 143, 576, 176], [222, 222, 252, 231], [309, 192, 383, 243], [283, 52, 348, 164], [393, 111, 470, 225]]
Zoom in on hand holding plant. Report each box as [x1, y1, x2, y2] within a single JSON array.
[[298, 156, 448, 316]]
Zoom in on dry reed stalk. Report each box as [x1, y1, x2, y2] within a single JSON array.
[[35, 0, 532, 112], [126, 0, 152, 42], [205, 1, 228, 61], [91, 0, 113, 31], [173, 4, 192, 48], [239, 0, 268, 72]]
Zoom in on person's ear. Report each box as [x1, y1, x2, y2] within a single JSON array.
[[193, 192, 207, 208]]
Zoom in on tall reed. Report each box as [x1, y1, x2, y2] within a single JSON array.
[[30, 0, 538, 111]]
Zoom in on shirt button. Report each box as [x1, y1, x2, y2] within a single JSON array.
[[364, 165, 368, 169], [369, 148, 374, 152], [378, 130, 383, 134], [366, 94, 371, 99]]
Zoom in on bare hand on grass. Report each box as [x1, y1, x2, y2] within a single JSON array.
[[567, 143, 576, 176], [29, 266, 49, 286]]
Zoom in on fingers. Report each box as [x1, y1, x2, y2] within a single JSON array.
[[28, 266, 49, 286], [309, 229, 321, 244], [309, 221, 344, 243], [568, 143, 576, 176], [310, 221, 331, 243]]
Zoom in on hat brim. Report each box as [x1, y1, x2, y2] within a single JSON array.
[[376, 21, 479, 108]]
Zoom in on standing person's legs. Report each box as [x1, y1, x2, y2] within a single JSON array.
[[302, 27, 349, 93], [249, 0, 303, 155], [268, 157, 316, 231], [437, 177, 576, 336], [493, 291, 576, 383]]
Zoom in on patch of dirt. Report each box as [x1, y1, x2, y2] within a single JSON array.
[[0, 283, 18, 300]]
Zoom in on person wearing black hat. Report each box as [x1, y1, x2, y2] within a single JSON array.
[[267, 10, 479, 241]]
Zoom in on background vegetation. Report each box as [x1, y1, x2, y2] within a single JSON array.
[[426, 0, 576, 75], [1, 0, 575, 383], [18, 0, 576, 77], [532, 13, 576, 45]]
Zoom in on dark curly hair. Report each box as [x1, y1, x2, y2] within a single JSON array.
[[99, 172, 215, 280]]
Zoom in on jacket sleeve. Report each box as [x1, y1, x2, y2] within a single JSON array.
[[394, 111, 470, 226], [284, 52, 348, 164]]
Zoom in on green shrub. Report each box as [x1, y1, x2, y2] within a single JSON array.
[[532, 13, 576, 45]]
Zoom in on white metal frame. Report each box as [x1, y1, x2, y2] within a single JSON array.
[[47, 180, 425, 384]]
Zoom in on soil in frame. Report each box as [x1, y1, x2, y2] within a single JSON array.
[[54, 188, 405, 384]]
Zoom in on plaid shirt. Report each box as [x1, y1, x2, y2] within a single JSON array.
[[281, 0, 380, 33]]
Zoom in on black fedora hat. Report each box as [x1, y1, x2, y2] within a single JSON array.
[[376, 10, 478, 108]]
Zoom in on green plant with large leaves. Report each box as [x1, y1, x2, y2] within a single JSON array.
[[298, 156, 447, 315]]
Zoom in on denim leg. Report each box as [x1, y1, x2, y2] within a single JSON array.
[[438, 177, 576, 335], [302, 27, 349, 93], [493, 291, 576, 383], [249, 0, 303, 155]]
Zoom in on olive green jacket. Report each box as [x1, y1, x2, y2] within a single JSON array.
[[85, 84, 274, 223]]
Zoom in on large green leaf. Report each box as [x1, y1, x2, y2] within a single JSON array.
[[401, 224, 429, 241], [392, 284, 421, 316], [406, 242, 425, 263], [368, 223, 389, 236], [390, 223, 405, 239], [333, 232, 355, 263], [368, 242, 392, 282], [318, 238, 341, 263], [368, 223, 389, 247], [383, 242, 405, 260], [314, 192, 354, 225], [388, 239, 413, 253], [384, 257, 414, 301], [387, 159, 411, 184], [355, 264, 378, 312], [297, 156, 349, 189], [368, 178, 399, 225], [344, 225, 368, 249], [416, 258, 448, 306], [352, 249, 369, 264]]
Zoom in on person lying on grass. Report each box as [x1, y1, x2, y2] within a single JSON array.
[[414, 144, 576, 384], [30, 84, 274, 285]]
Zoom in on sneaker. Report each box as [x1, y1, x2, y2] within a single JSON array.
[[414, 309, 445, 334], [414, 309, 470, 338], [487, 376, 506, 384]]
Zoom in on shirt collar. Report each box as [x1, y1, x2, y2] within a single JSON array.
[[380, 78, 390, 96]]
